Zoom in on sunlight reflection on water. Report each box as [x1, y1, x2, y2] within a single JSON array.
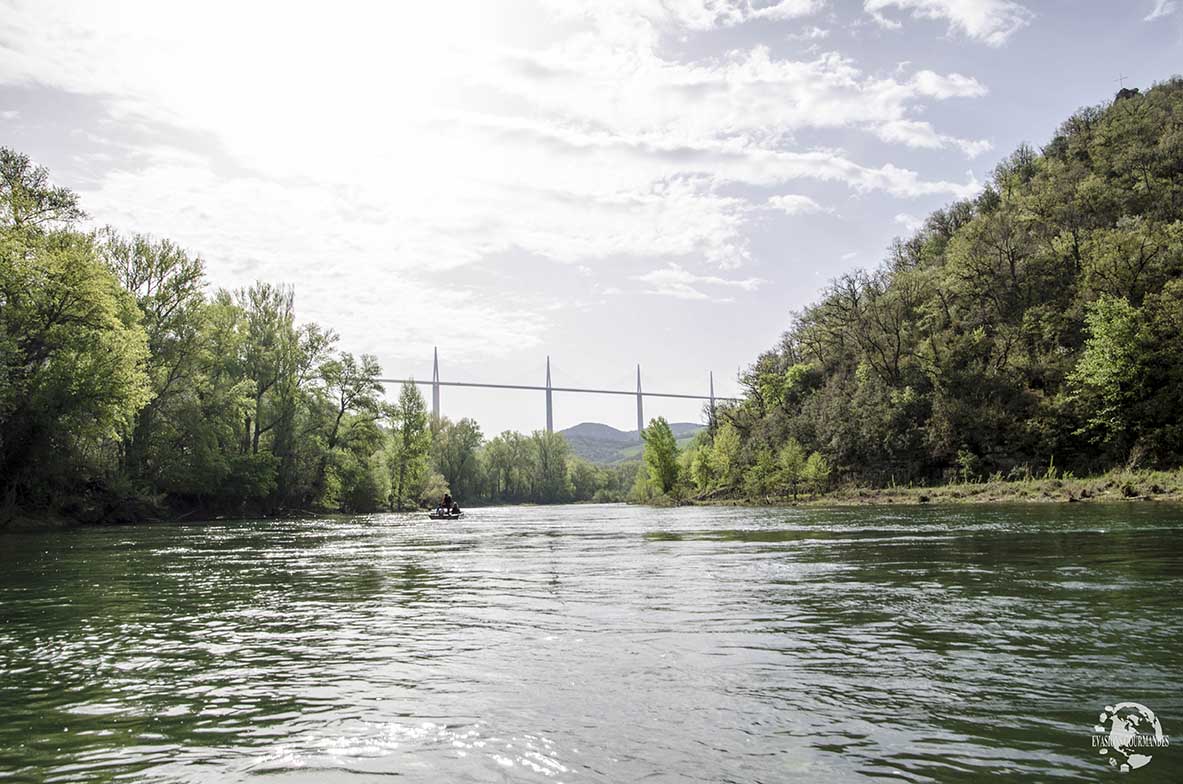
[[0, 503, 1181, 782]]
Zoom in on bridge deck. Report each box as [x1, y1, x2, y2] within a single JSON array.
[[378, 378, 738, 402]]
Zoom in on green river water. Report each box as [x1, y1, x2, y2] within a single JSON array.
[[1, 503, 1180, 782]]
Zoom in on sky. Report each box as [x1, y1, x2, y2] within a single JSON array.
[[2, 0, 1181, 435]]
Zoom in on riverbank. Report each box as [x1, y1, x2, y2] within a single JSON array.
[[7, 469, 1182, 531], [696, 468, 1183, 507], [0, 507, 319, 533]]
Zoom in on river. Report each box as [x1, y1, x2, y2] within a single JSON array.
[[1, 504, 1180, 782]]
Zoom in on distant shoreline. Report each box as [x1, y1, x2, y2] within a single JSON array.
[[6, 471, 1183, 532], [0, 500, 619, 532], [687, 468, 1183, 508]]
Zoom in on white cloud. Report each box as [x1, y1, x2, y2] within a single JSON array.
[[0, 1, 983, 283], [894, 212, 924, 232], [635, 263, 764, 300], [563, 0, 826, 34], [787, 25, 830, 40], [874, 118, 991, 157], [767, 193, 829, 214], [750, 0, 828, 22], [1145, 0, 1177, 20], [0, 0, 990, 369], [499, 42, 990, 154], [865, 0, 1032, 45], [909, 69, 988, 99]]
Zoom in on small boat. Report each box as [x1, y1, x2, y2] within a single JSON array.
[[428, 509, 464, 520]]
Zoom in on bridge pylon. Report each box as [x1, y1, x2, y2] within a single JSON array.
[[636, 364, 644, 434], [432, 346, 440, 425], [546, 356, 554, 434], [709, 370, 716, 426]]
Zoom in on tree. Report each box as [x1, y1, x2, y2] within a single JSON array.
[[802, 452, 832, 494], [482, 430, 539, 502], [0, 229, 151, 509], [568, 458, 599, 501], [0, 148, 85, 230], [433, 417, 483, 501], [387, 382, 432, 510], [743, 449, 777, 498], [97, 230, 208, 484], [315, 352, 384, 501], [0, 148, 397, 521], [778, 438, 806, 499], [320, 353, 383, 450], [710, 422, 742, 490], [641, 417, 679, 495], [417, 471, 450, 508], [688, 445, 715, 494], [531, 430, 572, 502], [237, 282, 296, 456], [482, 433, 514, 501], [1068, 296, 1143, 452], [1137, 279, 1183, 463]]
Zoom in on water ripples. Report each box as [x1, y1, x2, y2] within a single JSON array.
[[1, 503, 1182, 782]]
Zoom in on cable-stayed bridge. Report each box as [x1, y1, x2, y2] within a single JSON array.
[[378, 348, 739, 434]]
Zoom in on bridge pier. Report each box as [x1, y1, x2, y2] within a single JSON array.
[[546, 356, 554, 433], [432, 347, 440, 424], [709, 370, 716, 426], [636, 364, 644, 434]]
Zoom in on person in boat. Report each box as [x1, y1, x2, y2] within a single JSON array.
[[438, 493, 452, 515], [450, 501, 461, 515]]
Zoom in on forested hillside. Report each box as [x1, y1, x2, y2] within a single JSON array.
[[687, 80, 1183, 495], [560, 421, 703, 463], [0, 149, 631, 525]]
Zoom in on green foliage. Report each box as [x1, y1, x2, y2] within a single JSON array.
[[482, 430, 536, 502], [1068, 296, 1141, 441], [742, 449, 778, 498], [709, 422, 742, 490], [0, 221, 151, 510], [417, 471, 450, 508], [777, 438, 806, 497], [432, 417, 484, 502], [567, 458, 599, 500], [956, 448, 980, 484], [427, 424, 633, 507], [628, 463, 659, 504], [315, 351, 384, 505], [801, 452, 831, 493], [531, 429, 574, 503], [710, 78, 1183, 493], [687, 443, 715, 493], [0, 148, 85, 229], [386, 382, 432, 511], [334, 450, 389, 513], [0, 145, 675, 520], [641, 417, 680, 495], [0, 146, 407, 522]]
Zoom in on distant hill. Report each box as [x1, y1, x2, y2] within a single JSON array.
[[559, 421, 704, 464]]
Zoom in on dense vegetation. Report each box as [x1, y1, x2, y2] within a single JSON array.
[[668, 81, 1183, 501], [0, 148, 633, 525]]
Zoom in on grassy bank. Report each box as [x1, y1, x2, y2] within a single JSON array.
[[695, 468, 1183, 507]]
